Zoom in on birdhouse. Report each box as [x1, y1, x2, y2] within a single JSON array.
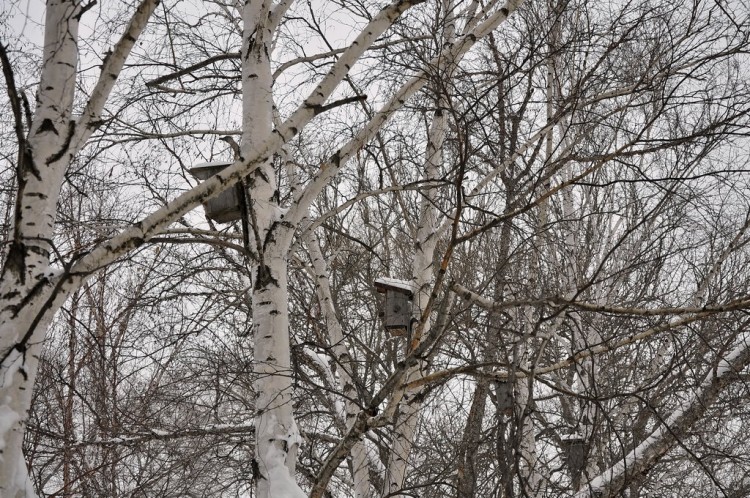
[[188, 162, 244, 223], [374, 277, 416, 335], [496, 380, 513, 415], [560, 433, 586, 484]]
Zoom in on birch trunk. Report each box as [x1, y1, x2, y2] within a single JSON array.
[[0, 2, 81, 494], [308, 234, 372, 498], [383, 103, 446, 498], [544, 4, 602, 489], [0, 1, 165, 495], [518, 375, 542, 495], [560, 168, 604, 489], [240, 3, 305, 497]]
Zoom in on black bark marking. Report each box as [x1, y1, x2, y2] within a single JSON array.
[[254, 168, 270, 184], [37, 118, 58, 135], [74, 1, 97, 20], [254, 264, 278, 289], [47, 120, 76, 165], [2, 242, 27, 284], [251, 458, 265, 483], [132, 237, 145, 248], [12, 344, 28, 380]]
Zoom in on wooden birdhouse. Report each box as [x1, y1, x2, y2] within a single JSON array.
[[188, 162, 244, 223], [560, 433, 586, 484], [374, 277, 416, 336], [496, 380, 514, 415]]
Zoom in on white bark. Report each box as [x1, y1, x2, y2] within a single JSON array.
[[517, 374, 542, 495], [308, 234, 372, 498], [252, 248, 303, 497], [561, 165, 603, 489], [0, 1, 529, 495], [239, 3, 305, 497], [0, 2, 82, 494], [0, 1, 161, 495]]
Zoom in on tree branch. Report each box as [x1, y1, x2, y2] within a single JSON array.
[[71, 0, 160, 154], [145, 52, 240, 88], [0, 42, 26, 156], [575, 331, 750, 497]]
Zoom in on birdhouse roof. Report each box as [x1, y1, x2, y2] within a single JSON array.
[[561, 433, 584, 442], [374, 277, 417, 296], [188, 162, 234, 180]]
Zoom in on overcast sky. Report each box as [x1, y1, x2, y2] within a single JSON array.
[[5, 0, 44, 41]]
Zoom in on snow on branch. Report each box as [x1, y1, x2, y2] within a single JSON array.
[[29, 422, 257, 447], [575, 331, 750, 497]]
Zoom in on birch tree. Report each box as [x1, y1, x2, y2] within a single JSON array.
[[0, 0, 524, 495], [3, 0, 750, 497]]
